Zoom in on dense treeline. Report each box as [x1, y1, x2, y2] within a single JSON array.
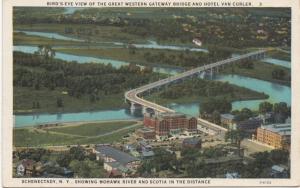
[[14, 8, 290, 48], [13, 52, 156, 99], [142, 46, 231, 68], [159, 79, 267, 100]]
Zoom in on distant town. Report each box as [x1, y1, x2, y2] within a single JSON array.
[[13, 7, 291, 178]]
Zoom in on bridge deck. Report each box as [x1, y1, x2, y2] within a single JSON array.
[[125, 49, 266, 113]]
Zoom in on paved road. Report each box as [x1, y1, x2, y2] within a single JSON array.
[[125, 50, 267, 113]]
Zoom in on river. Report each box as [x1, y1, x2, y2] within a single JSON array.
[[13, 46, 291, 127], [15, 30, 208, 53]]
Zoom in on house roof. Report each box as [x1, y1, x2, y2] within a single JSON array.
[[20, 159, 35, 168], [142, 150, 155, 157], [221, 114, 235, 120], [95, 145, 139, 165], [272, 165, 285, 173], [182, 137, 201, 145]]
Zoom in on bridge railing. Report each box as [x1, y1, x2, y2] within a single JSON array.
[[125, 49, 267, 113]]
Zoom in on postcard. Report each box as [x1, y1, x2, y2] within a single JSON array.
[[2, 0, 300, 187]]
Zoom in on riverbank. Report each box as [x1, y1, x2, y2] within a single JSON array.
[[145, 79, 269, 107], [220, 61, 291, 86], [267, 49, 291, 61], [56, 47, 188, 70], [14, 23, 148, 43], [13, 32, 87, 47], [13, 120, 142, 147]]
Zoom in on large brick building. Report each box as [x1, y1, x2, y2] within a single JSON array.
[[143, 112, 197, 139], [256, 123, 291, 149]]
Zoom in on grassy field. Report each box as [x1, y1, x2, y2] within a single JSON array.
[[56, 47, 206, 68], [13, 87, 127, 114], [48, 121, 137, 137], [14, 23, 147, 43], [13, 121, 142, 147], [267, 49, 291, 61], [220, 61, 291, 86], [13, 32, 86, 46]]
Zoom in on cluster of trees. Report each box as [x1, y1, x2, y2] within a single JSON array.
[[160, 79, 264, 100], [14, 8, 290, 48], [200, 98, 232, 115], [272, 68, 286, 80], [13, 52, 157, 101], [137, 148, 178, 177], [15, 146, 105, 178], [232, 108, 254, 122], [242, 149, 289, 178], [182, 146, 289, 178], [259, 101, 291, 123], [142, 46, 231, 68]]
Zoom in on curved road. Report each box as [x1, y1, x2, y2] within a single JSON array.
[[125, 49, 267, 113]]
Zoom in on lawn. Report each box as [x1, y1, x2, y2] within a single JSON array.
[[13, 128, 82, 147], [13, 121, 142, 147], [13, 32, 85, 46], [48, 121, 137, 137], [14, 23, 147, 43]]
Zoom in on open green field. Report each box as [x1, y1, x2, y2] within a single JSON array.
[[220, 61, 291, 86], [267, 49, 291, 61], [48, 121, 137, 137], [13, 32, 89, 46], [13, 87, 126, 114], [13, 121, 142, 147], [14, 23, 148, 43]]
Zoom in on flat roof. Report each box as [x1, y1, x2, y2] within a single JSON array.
[[95, 146, 140, 165], [261, 123, 291, 136], [221, 113, 235, 120]]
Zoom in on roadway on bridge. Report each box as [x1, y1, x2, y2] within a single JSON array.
[[125, 49, 266, 114]]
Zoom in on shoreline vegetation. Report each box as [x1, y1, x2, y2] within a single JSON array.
[[13, 8, 290, 115], [145, 79, 269, 106], [220, 61, 291, 86], [13, 52, 271, 115], [13, 52, 164, 114]]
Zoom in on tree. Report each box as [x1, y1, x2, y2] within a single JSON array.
[[272, 68, 286, 80], [56, 97, 64, 108], [225, 129, 246, 156], [211, 110, 221, 124], [259, 102, 273, 114], [56, 153, 71, 167], [35, 45, 56, 59], [70, 146, 85, 161]]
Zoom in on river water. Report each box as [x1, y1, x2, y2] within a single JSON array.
[[13, 45, 291, 127], [15, 30, 209, 53]]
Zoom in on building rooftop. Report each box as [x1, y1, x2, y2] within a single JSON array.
[[95, 145, 140, 165], [159, 112, 186, 118], [272, 165, 286, 173], [182, 137, 201, 145], [138, 127, 155, 133], [221, 113, 235, 120], [260, 123, 291, 136], [142, 150, 155, 157]]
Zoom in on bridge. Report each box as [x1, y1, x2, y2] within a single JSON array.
[[125, 49, 266, 114]]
